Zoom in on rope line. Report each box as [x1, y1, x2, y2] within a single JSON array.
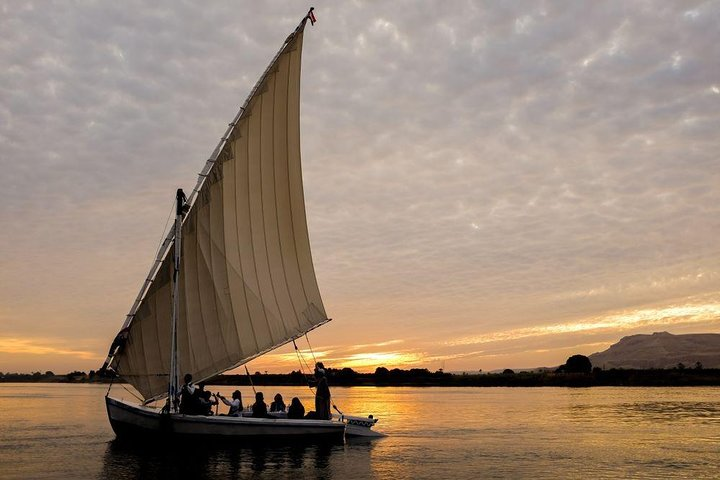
[[244, 365, 257, 395], [153, 198, 177, 266], [105, 373, 115, 397], [305, 333, 318, 365], [293, 339, 316, 396], [303, 334, 342, 415], [119, 382, 144, 403]]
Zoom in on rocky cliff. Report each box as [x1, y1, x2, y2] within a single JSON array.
[[589, 332, 720, 369]]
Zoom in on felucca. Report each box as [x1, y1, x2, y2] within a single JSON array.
[[99, 8, 381, 441]]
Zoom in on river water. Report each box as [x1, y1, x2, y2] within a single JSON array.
[[0, 383, 718, 479]]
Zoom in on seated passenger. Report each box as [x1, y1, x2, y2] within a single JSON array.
[[199, 390, 217, 415], [270, 393, 286, 412], [287, 397, 305, 419], [217, 390, 243, 416], [251, 391, 274, 418]]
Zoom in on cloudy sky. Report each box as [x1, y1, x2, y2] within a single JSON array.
[[1, 1, 719, 374]]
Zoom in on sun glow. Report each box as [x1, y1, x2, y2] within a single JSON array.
[[256, 347, 423, 372], [337, 352, 424, 370]]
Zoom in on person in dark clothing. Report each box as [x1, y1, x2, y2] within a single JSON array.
[[306, 363, 332, 420], [178, 373, 200, 414], [313, 363, 331, 420], [199, 390, 217, 415], [251, 391, 274, 418], [270, 393, 286, 412], [287, 397, 305, 419]]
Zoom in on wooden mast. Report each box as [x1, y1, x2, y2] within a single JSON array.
[[169, 188, 186, 411]]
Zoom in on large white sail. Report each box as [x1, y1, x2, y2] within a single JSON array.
[[110, 21, 328, 401]]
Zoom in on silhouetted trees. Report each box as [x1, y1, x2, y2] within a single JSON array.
[[336, 367, 358, 382], [558, 355, 592, 374], [65, 371, 87, 381], [4, 366, 720, 386], [289, 370, 305, 383]]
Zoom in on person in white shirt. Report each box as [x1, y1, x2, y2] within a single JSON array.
[[217, 390, 243, 416]]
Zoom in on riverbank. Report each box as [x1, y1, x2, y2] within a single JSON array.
[[3, 367, 720, 387]]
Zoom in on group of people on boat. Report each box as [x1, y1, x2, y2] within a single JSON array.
[[175, 363, 332, 420]]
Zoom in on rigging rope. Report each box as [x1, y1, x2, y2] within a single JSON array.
[[105, 361, 143, 403], [105, 373, 115, 397], [294, 336, 343, 418], [295, 341, 316, 377], [147, 198, 177, 274], [293, 339, 316, 395], [118, 381, 144, 403], [108, 362, 160, 405], [244, 365, 257, 395], [305, 333, 318, 366], [302, 334, 343, 416]]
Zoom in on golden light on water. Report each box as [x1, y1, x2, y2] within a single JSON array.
[[447, 303, 720, 347]]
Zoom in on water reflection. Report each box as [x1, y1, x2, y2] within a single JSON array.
[[3, 384, 720, 479], [614, 401, 720, 423], [568, 400, 720, 425], [99, 437, 374, 479]]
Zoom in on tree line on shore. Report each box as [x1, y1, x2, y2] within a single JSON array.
[[0, 370, 110, 383], [3, 355, 719, 387]]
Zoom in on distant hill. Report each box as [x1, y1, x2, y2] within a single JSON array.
[[589, 332, 720, 369]]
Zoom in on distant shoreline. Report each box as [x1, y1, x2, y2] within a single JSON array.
[[3, 367, 720, 387]]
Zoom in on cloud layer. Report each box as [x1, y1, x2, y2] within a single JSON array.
[[1, 1, 719, 372]]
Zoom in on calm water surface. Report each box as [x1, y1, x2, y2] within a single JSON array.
[[0, 384, 718, 479]]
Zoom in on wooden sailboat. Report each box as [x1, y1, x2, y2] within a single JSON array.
[[99, 8, 379, 441]]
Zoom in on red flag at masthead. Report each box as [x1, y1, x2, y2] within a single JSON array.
[[307, 7, 317, 25]]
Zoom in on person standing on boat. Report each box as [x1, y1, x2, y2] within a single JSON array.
[[312, 363, 331, 420], [178, 373, 199, 414], [217, 390, 243, 416]]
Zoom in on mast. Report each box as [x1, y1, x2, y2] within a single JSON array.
[[169, 188, 186, 411]]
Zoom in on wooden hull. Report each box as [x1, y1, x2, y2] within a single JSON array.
[[337, 414, 385, 438], [257, 410, 384, 437], [106, 397, 345, 443]]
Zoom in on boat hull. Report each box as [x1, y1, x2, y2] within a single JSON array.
[[106, 397, 345, 442], [255, 410, 384, 437], [337, 414, 385, 438]]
